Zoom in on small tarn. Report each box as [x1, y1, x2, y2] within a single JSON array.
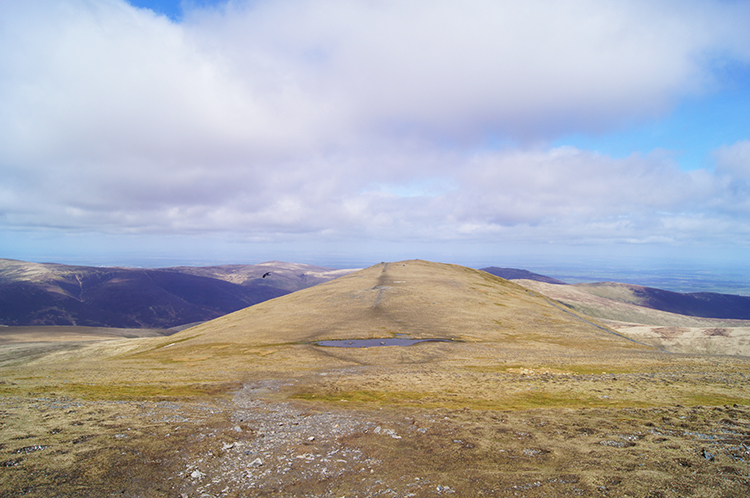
[[316, 338, 452, 348]]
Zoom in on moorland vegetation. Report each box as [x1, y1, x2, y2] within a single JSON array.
[[1, 260, 749, 497]]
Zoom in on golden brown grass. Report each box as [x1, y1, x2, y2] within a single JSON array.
[[139, 260, 651, 353]]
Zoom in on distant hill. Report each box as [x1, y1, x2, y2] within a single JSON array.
[[0, 259, 355, 328], [485, 267, 750, 321], [576, 282, 750, 320], [513, 279, 744, 327], [512, 278, 750, 356], [480, 267, 567, 285], [170, 261, 355, 292]]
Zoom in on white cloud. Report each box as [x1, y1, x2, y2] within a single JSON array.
[[1, 0, 750, 252], [182, 0, 750, 139], [715, 140, 750, 179], [712, 140, 750, 213]]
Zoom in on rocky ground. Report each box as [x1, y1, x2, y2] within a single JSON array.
[[2, 369, 750, 497]]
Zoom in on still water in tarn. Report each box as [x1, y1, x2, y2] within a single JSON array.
[[316, 338, 451, 348]]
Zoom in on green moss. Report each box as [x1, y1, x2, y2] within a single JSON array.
[[289, 388, 642, 411], [501, 391, 607, 410], [42, 381, 240, 401], [683, 393, 750, 407], [123, 341, 304, 363]]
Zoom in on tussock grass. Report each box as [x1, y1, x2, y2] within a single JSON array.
[[462, 364, 638, 375], [31, 381, 241, 401], [290, 388, 646, 410], [685, 393, 750, 406]]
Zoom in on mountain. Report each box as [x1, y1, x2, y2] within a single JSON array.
[[0, 259, 355, 328], [480, 266, 567, 284], [151, 260, 647, 355], [574, 281, 750, 320], [512, 279, 744, 327], [168, 261, 355, 292], [490, 274, 750, 321]]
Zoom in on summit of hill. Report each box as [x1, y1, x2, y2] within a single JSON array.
[[162, 260, 647, 352]]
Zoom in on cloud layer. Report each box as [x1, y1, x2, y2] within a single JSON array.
[[2, 0, 750, 254]]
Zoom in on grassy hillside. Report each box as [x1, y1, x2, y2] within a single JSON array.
[[577, 281, 750, 319], [515, 278, 750, 356], [150, 260, 645, 353], [513, 279, 743, 327]]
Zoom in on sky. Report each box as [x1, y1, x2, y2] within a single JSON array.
[[1, 0, 750, 282]]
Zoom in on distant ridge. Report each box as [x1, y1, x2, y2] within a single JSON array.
[[577, 282, 750, 320], [484, 267, 750, 321], [0, 259, 354, 328], [511, 278, 750, 356], [481, 267, 567, 285]]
